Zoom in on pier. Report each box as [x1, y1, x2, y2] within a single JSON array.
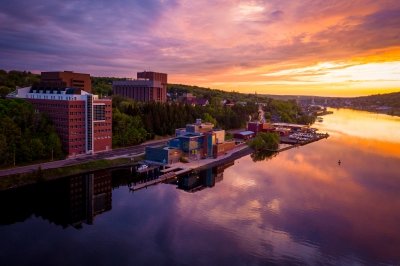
[[129, 164, 193, 191], [280, 132, 329, 145], [129, 171, 177, 191]]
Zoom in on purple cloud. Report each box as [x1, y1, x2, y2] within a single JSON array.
[[0, 0, 399, 84]]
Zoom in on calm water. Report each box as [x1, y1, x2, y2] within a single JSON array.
[[1, 108, 400, 265]]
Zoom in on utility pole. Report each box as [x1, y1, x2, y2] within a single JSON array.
[[13, 146, 16, 167]]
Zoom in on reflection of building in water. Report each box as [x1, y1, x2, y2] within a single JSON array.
[[177, 161, 234, 193], [69, 171, 112, 227], [0, 170, 112, 229]]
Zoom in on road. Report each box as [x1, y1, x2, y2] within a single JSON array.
[[0, 138, 170, 177], [0, 128, 245, 177]]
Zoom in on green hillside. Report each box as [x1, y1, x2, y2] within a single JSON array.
[[352, 92, 400, 108]]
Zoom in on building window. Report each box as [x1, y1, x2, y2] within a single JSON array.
[[94, 104, 106, 121]]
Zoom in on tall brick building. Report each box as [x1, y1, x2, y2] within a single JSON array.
[[113, 71, 167, 102], [11, 86, 112, 157]]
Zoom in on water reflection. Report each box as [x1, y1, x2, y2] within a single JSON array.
[[0, 109, 399, 265], [316, 108, 400, 143], [175, 161, 234, 192], [172, 109, 400, 264], [250, 150, 277, 162], [0, 170, 112, 229]]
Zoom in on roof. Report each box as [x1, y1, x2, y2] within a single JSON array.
[[179, 132, 202, 138], [237, 131, 255, 136], [272, 123, 309, 128]]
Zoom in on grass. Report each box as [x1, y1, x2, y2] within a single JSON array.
[[0, 155, 144, 191]]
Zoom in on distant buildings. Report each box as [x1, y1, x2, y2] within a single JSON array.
[[113, 71, 167, 102], [39, 71, 92, 93], [146, 118, 235, 164], [247, 121, 274, 134], [246, 121, 309, 137], [178, 93, 209, 106], [9, 71, 112, 157]]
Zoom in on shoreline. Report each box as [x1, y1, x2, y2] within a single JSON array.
[[128, 141, 317, 192], [0, 132, 328, 192]]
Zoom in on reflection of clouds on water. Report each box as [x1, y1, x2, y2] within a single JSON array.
[[173, 108, 400, 263], [317, 108, 400, 144], [1, 110, 399, 265]]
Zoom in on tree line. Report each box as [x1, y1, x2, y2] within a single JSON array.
[[111, 95, 259, 147], [0, 99, 63, 167], [0, 70, 40, 98]]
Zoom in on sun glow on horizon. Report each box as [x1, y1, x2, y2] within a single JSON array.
[[170, 49, 400, 97]]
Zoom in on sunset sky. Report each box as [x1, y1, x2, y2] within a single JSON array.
[[1, 0, 400, 96]]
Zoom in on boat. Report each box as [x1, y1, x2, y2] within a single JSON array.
[[137, 164, 149, 171]]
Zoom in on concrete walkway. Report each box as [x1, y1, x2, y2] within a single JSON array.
[[169, 144, 250, 173]]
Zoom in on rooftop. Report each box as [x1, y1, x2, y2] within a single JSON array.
[[272, 123, 309, 128], [237, 131, 255, 136]]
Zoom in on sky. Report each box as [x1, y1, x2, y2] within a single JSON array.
[[1, 0, 400, 96]]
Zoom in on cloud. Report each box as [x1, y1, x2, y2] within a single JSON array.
[[0, 0, 399, 95]]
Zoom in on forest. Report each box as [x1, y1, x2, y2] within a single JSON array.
[[0, 70, 40, 98], [111, 95, 259, 147], [0, 99, 63, 167]]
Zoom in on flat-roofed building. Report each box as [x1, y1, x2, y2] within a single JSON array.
[[10, 86, 112, 157], [113, 71, 167, 102], [39, 71, 92, 93]]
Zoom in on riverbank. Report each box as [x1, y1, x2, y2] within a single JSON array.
[[0, 156, 145, 191], [0, 131, 327, 192], [129, 140, 317, 192]]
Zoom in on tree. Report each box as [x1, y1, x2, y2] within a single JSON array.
[[248, 132, 280, 151], [0, 99, 64, 166], [203, 113, 217, 126], [0, 86, 10, 99], [250, 150, 277, 162]]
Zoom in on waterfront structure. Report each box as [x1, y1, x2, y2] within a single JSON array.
[[9, 86, 112, 157], [234, 131, 255, 140], [146, 119, 233, 164], [145, 146, 182, 165], [247, 121, 272, 133], [213, 141, 236, 158], [112, 71, 167, 102], [38, 71, 92, 93], [246, 121, 309, 136], [272, 123, 309, 132]]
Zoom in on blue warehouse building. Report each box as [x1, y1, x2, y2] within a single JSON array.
[[145, 119, 225, 164]]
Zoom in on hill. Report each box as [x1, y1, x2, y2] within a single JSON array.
[[324, 91, 400, 116], [351, 92, 400, 108], [168, 83, 267, 104]]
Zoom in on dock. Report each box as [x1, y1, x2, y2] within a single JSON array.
[[129, 164, 194, 191], [136, 164, 159, 173], [129, 171, 177, 191], [280, 133, 329, 145]]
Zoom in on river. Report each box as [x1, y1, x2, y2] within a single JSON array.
[[1, 108, 399, 265]]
